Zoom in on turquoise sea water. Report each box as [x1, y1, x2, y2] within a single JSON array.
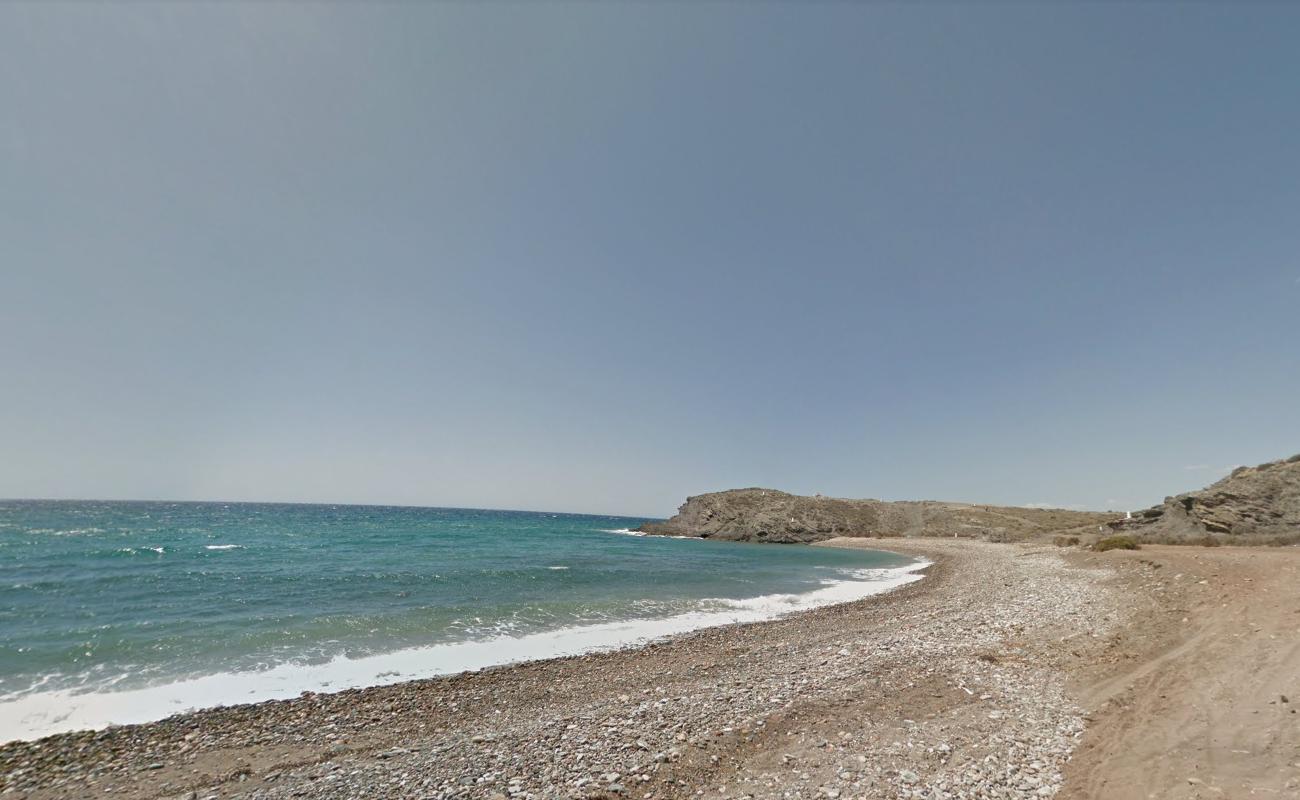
[[0, 500, 916, 738]]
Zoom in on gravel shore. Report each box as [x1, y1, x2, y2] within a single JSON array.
[[0, 540, 1137, 800]]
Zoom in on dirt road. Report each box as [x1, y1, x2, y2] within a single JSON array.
[[1062, 545, 1300, 799]]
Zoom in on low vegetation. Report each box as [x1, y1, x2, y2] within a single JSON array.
[[1093, 535, 1140, 552]]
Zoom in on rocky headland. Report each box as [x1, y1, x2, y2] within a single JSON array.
[[1109, 453, 1300, 544], [640, 454, 1300, 547], [636, 489, 1113, 543]]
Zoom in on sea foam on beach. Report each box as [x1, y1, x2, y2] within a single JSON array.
[[0, 501, 922, 742]]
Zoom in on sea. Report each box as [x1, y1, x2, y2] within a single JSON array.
[[0, 500, 923, 742]]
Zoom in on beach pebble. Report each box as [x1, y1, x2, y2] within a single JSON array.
[[0, 540, 1129, 800]]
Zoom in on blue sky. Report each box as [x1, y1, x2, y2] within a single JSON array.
[[2, 3, 1297, 517]]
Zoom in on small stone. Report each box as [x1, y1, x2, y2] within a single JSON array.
[[898, 770, 919, 785]]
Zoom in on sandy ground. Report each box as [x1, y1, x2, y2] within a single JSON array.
[[1, 540, 1297, 799], [1059, 545, 1300, 800]]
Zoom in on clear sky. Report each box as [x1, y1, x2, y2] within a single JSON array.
[[2, 3, 1297, 517]]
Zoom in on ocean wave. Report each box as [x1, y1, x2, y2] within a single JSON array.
[[204, 544, 244, 551], [0, 558, 928, 744], [712, 565, 925, 614], [598, 528, 645, 536]]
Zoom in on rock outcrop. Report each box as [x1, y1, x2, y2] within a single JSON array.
[[1113, 454, 1300, 543], [637, 488, 1113, 544]]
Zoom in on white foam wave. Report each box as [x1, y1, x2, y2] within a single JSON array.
[[115, 547, 165, 555], [203, 544, 244, 551], [0, 560, 928, 744], [712, 567, 920, 613], [599, 528, 645, 536]]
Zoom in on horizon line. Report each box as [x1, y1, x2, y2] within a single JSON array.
[[0, 496, 660, 521]]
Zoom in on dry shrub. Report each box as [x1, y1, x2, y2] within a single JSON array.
[[1093, 535, 1141, 552]]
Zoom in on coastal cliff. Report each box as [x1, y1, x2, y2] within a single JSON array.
[[1111, 453, 1300, 543], [636, 488, 1113, 543]]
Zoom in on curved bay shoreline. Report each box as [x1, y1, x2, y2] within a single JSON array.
[[2, 540, 1297, 800], [0, 556, 928, 744]]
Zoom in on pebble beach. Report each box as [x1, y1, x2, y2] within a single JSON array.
[[0, 540, 1140, 800]]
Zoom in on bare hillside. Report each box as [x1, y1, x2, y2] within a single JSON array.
[[636, 488, 1113, 543]]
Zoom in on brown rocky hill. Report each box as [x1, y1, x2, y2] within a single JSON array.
[[636, 488, 1114, 543], [1111, 454, 1300, 544]]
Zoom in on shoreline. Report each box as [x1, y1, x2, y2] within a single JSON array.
[[4, 539, 1296, 799], [0, 554, 929, 745], [0, 540, 1093, 799]]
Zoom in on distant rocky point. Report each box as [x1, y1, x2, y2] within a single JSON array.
[[642, 453, 1300, 545], [1111, 454, 1300, 544], [636, 488, 1113, 544]]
